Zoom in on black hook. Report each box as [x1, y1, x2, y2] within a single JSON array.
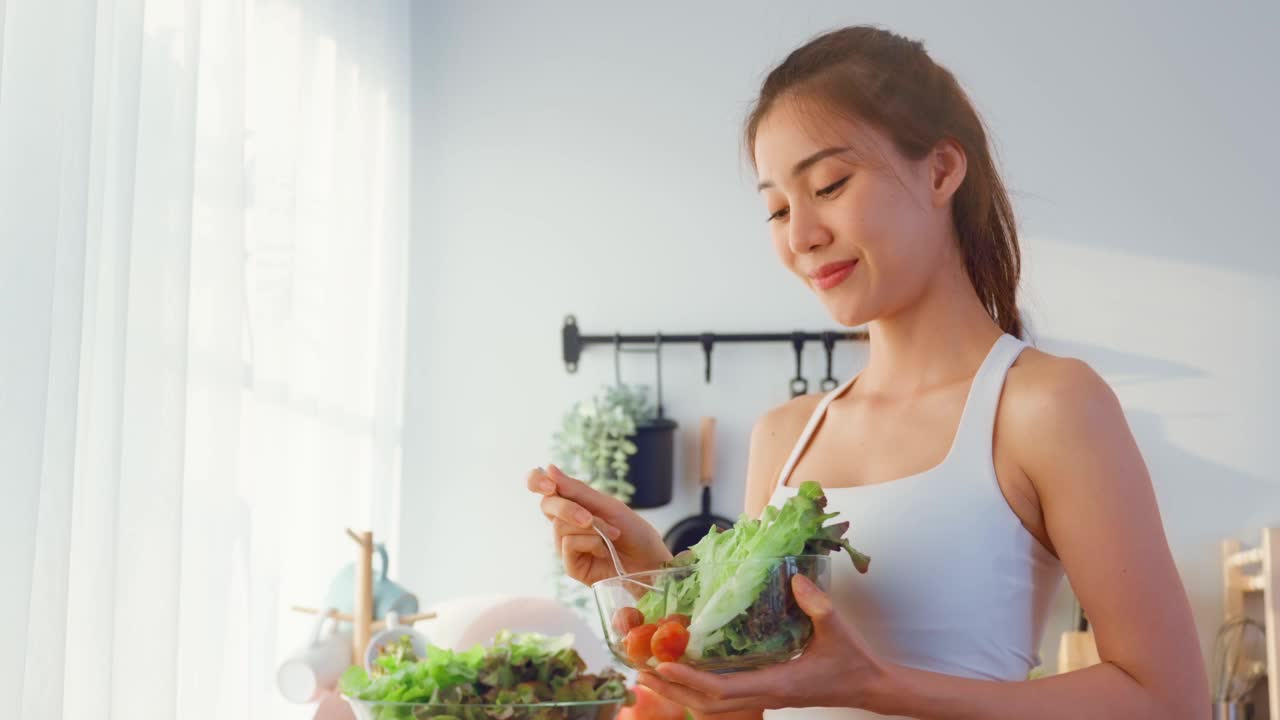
[[820, 331, 838, 392], [790, 332, 809, 397], [700, 333, 714, 384], [613, 334, 622, 386], [562, 315, 582, 373], [654, 331, 665, 417]]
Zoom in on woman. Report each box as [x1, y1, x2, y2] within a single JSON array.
[[528, 26, 1206, 719]]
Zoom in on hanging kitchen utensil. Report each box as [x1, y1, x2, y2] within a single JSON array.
[[790, 332, 809, 397], [628, 331, 676, 509], [1212, 617, 1267, 705], [700, 333, 714, 384], [613, 333, 623, 385], [820, 331, 839, 392], [664, 417, 734, 554]]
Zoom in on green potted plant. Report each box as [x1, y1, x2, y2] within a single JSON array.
[[551, 383, 650, 504], [551, 383, 675, 508]]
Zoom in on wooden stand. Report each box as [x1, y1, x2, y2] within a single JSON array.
[[291, 528, 436, 664], [1221, 528, 1280, 718]]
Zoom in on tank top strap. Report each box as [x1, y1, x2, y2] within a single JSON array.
[[948, 333, 1028, 462], [774, 374, 857, 490]]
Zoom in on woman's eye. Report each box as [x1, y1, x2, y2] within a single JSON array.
[[816, 176, 850, 198], [767, 207, 790, 223]]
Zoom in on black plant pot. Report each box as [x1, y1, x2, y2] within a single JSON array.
[[627, 416, 677, 509]]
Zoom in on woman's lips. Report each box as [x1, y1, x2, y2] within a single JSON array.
[[810, 260, 857, 290]]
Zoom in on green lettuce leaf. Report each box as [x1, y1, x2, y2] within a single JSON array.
[[633, 480, 870, 659]]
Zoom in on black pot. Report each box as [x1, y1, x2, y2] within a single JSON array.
[[626, 416, 677, 509]]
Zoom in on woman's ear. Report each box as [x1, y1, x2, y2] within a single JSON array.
[[929, 138, 967, 207]]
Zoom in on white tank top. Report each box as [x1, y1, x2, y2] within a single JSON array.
[[763, 334, 1063, 719]]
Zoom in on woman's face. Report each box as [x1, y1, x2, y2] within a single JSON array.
[[753, 101, 961, 327]]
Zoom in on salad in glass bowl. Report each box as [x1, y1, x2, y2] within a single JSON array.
[[340, 630, 633, 720], [592, 481, 870, 673]]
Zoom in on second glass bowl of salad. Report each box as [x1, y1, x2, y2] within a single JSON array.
[[344, 698, 627, 720], [591, 555, 830, 673]]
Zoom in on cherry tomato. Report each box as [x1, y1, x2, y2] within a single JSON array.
[[650, 621, 690, 663], [624, 623, 659, 665], [659, 613, 690, 628], [612, 607, 644, 635]]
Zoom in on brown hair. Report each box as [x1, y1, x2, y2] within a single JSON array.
[[746, 26, 1022, 338]]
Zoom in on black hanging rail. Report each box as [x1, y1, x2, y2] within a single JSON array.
[[562, 315, 870, 397]]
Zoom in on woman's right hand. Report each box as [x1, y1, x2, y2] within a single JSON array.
[[528, 464, 673, 586]]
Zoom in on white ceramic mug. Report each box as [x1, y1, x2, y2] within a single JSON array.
[[277, 610, 353, 704]]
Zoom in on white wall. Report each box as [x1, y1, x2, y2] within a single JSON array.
[[403, 0, 1280, 669]]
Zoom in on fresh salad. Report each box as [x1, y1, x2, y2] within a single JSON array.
[[340, 630, 633, 719], [611, 481, 870, 667]]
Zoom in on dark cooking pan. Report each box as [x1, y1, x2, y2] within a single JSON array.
[[664, 416, 734, 553]]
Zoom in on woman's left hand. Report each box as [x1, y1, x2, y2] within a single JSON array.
[[637, 575, 893, 714]]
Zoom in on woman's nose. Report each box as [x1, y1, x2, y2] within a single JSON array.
[[787, 205, 833, 255]]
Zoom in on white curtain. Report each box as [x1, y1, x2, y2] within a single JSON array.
[[0, 0, 411, 718]]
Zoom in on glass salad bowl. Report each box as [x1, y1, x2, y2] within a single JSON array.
[[339, 630, 632, 720], [591, 555, 830, 673], [343, 697, 627, 720]]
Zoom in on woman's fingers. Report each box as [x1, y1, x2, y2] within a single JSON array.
[[527, 467, 556, 494], [533, 466, 630, 583], [545, 464, 631, 517], [561, 534, 609, 580], [541, 496, 622, 538], [553, 518, 620, 543], [561, 533, 609, 559], [541, 494, 593, 528], [636, 671, 761, 715], [531, 465, 631, 537]]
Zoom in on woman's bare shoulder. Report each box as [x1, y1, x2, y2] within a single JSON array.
[[1003, 346, 1114, 422], [743, 394, 825, 517], [1001, 346, 1129, 479], [754, 393, 825, 447]]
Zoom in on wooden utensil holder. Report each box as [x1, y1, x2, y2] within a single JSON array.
[[290, 528, 436, 664]]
